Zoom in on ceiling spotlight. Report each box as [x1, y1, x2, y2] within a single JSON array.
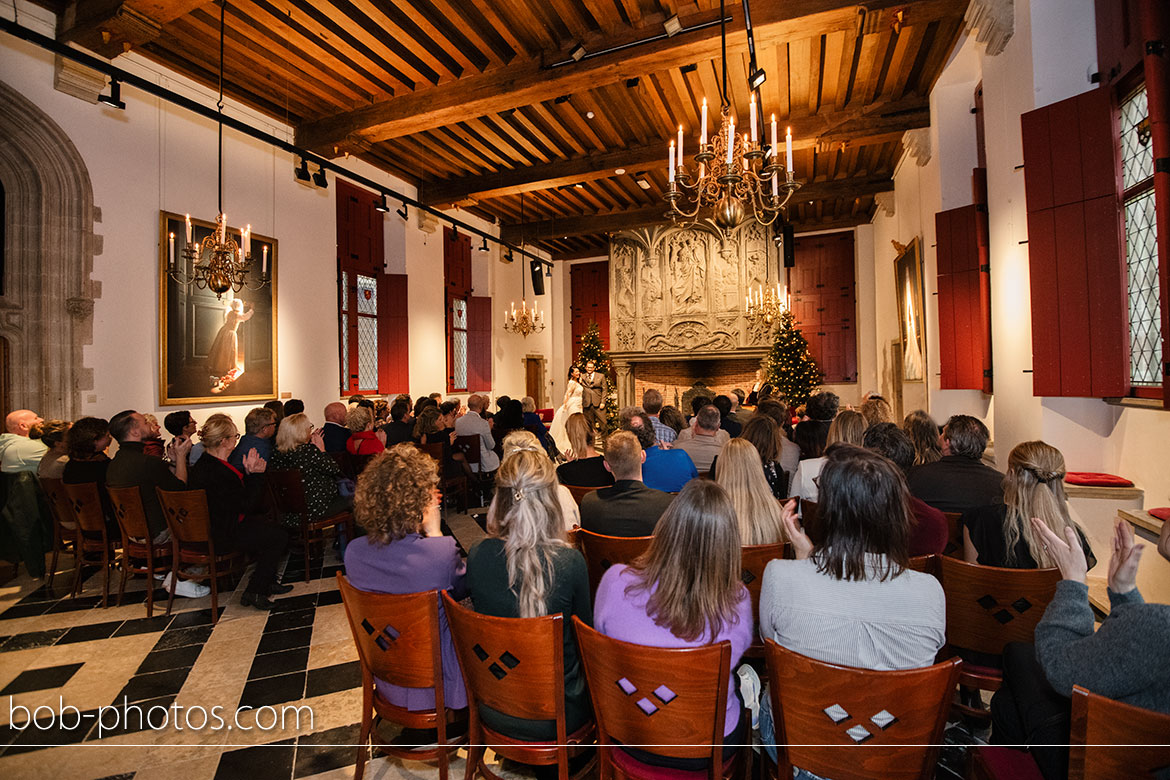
[[615, 168, 626, 175], [664, 14, 683, 37], [479, 237, 489, 252], [570, 44, 586, 62], [586, 110, 595, 119], [554, 95, 571, 104], [574, 182, 584, 188], [374, 194, 390, 213], [545, 263, 553, 277], [294, 157, 312, 183], [749, 67, 767, 90], [636, 179, 651, 190], [311, 165, 328, 188], [680, 63, 697, 74], [396, 204, 408, 220], [98, 78, 125, 110], [625, 78, 640, 88], [505, 249, 515, 263]]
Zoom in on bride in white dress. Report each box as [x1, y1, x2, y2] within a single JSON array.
[[550, 366, 583, 454]]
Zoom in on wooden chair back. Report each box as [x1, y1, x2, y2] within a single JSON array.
[[62, 481, 108, 535], [939, 556, 1061, 656], [266, 468, 310, 515], [566, 526, 582, 551], [418, 441, 445, 465], [106, 485, 152, 541], [942, 512, 963, 557], [765, 640, 960, 780], [908, 554, 940, 579], [574, 617, 733, 762], [741, 543, 789, 618], [576, 529, 652, 598], [800, 499, 820, 541], [1069, 685, 1170, 780], [39, 477, 76, 530], [452, 435, 482, 467], [563, 484, 597, 506], [337, 574, 446, 693], [350, 451, 375, 478], [155, 487, 213, 546], [327, 450, 353, 479], [441, 589, 567, 724]]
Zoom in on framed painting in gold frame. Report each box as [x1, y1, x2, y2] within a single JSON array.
[[894, 237, 926, 383], [158, 210, 278, 405]]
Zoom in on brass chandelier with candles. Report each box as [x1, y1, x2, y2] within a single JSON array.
[[745, 282, 788, 328]]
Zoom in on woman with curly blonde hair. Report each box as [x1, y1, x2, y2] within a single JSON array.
[[465, 446, 591, 741], [344, 444, 468, 716], [903, 409, 943, 466]]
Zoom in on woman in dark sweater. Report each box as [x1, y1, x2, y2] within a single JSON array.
[[62, 416, 117, 532], [187, 413, 290, 608], [465, 447, 592, 741], [555, 413, 612, 488], [270, 412, 350, 526]]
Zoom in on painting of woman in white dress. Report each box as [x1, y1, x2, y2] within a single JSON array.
[[207, 298, 254, 394], [894, 238, 926, 382], [549, 366, 584, 454]]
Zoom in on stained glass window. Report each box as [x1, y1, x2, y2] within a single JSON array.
[[1120, 85, 1162, 388], [338, 270, 380, 393]]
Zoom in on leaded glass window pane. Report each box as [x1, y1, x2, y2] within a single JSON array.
[[340, 271, 348, 311], [340, 315, 349, 389], [452, 298, 467, 328], [1125, 189, 1162, 386], [356, 274, 377, 315], [358, 316, 378, 390], [1121, 86, 1153, 190], [453, 330, 467, 391]]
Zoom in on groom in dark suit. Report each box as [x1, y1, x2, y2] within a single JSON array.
[[581, 360, 608, 435]]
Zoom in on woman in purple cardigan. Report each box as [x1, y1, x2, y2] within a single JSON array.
[[594, 478, 753, 769], [344, 444, 467, 726]]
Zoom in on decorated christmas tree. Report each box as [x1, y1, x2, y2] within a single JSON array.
[[576, 322, 619, 435], [763, 310, 823, 409]]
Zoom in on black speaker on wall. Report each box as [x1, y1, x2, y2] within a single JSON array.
[[530, 259, 546, 295], [782, 223, 796, 267]]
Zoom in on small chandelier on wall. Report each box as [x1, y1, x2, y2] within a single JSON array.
[[745, 282, 788, 328]]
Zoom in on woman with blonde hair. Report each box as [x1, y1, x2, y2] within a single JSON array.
[[555, 413, 613, 488], [791, 409, 866, 502], [345, 444, 467, 719], [344, 404, 386, 456], [503, 430, 581, 528], [962, 441, 1096, 570], [594, 479, 752, 768], [715, 438, 786, 545], [465, 446, 592, 741], [903, 409, 943, 466], [270, 412, 350, 525], [859, 394, 894, 428]]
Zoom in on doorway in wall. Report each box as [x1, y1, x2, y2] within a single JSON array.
[[524, 356, 547, 408]]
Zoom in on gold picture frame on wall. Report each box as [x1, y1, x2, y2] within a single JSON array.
[[894, 237, 926, 383], [158, 210, 278, 405]]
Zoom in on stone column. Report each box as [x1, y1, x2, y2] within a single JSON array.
[[613, 360, 634, 409]]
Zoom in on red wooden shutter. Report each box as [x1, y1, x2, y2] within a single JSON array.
[[378, 274, 409, 394], [791, 232, 856, 383], [936, 203, 992, 391], [570, 260, 610, 353], [1021, 87, 1128, 397], [468, 296, 493, 392]]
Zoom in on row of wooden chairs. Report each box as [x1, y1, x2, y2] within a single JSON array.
[[336, 575, 1170, 780]]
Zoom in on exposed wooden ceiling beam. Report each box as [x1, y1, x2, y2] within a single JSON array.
[[421, 98, 927, 206], [502, 175, 894, 242], [58, 0, 205, 57], [297, 0, 961, 151]]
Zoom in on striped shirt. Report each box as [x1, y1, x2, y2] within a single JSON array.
[[648, 415, 677, 445]]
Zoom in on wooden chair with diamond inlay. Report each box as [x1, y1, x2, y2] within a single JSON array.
[[266, 468, 354, 583], [61, 480, 118, 607], [742, 543, 789, 659], [442, 591, 596, 780], [576, 529, 652, 603], [156, 486, 244, 624], [106, 485, 171, 617], [764, 640, 960, 780]]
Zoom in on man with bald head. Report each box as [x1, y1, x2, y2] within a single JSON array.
[[0, 410, 48, 474], [321, 401, 351, 453]]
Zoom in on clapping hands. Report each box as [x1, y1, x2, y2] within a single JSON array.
[[1031, 518, 1088, 583], [1106, 518, 1144, 594], [243, 448, 267, 474]]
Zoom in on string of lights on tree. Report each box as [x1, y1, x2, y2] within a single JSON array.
[[575, 322, 619, 435], [763, 310, 823, 409]]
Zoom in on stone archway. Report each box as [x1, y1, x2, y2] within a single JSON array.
[[0, 79, 99, 421]]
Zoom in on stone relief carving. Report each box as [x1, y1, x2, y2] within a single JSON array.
[[612, 240, 637, 317], [666, 231, 706, 314], [639, 253, 662, 316], [645, 321, 736, 353], [615, 322, 637, 351]]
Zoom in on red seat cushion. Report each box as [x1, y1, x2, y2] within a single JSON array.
[[1149, 507, 1170, 522], [610, 746, 735, 780], [1064, 472, 1134, 487], [536, 408, 555, 423], [972, 746, 1045, 780]]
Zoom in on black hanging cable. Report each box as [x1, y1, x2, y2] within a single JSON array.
[[217, 0, 226, 217], [720, 0, 728, 107]]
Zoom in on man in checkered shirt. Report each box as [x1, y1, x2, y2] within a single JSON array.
[[641, 388, 676, 446]]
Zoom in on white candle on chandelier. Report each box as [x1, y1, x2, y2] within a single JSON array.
[[219, 214, 227, 244], [700, 98, 708, 146], [786, 127, 793, 172], [185, 214, 192, 243], [749, 94, 757, 145], [771, 114, 777, 156], [772, 169, 778, 198], [677, 125, 683, 164], [743, 135, 750, 171], [262, 245, 268, 276], [168, 232, 175, 269], [745, 293, 750, 312], [668, 140, 675, 184], [727, 119, 734, 166], [244, 224, 251, 256]]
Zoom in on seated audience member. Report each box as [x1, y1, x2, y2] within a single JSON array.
[[429, 392, 443, 404], [380, 400, 415, 446], [229, 407, 277, 471], [715, 438, 786, 545], [756, 399, 801, 476], [579, 431, 674, 537], [617, 405, 646, 431], [907, 414, 1003, 513], [792, 390, 839, 460], [106, 409, 207, 597], [728, 389, 749, 425], [188, 414, 290, 608], [556, 413, 613, 488], [674, 405, 728, 472], [990, 517, 1170, 780], [903, 409, 943, 466], [284, 398, 305, 417], [594, 479, 752, 768], [658, 405, 687, 441], [141, 413, 166, 458], [493, 399, 527, 442], [862, 423, 947, 556], [627, 413, 697, 493], [746, 368, 772, 407], [758, 444, 946, 763], [270, 412, 350, 526], [642, 388, 677, 446], [684, 395, 712, 426], [37, 420, 71, 479], [713, 395, 742, 438], [734, 415, 789, 499], [345, 405, 387, 456], [859, 394, 894, 428], [62, 416, 113, 490], [521, 396, 553, 446], [465, 446, 592, 741], [344, 444, 468, 718], [454, 394, 499, 473], [502, 431, 579, 529], [962, 441, 1095, 570], [263, 400, 286, 427], [414, 395, 438, 420], [321, 402, 352, 453], [0, 410, 48, 474], [164, 410, 203, 466], [791, 409, 865, 502], [413, 406, 445, 445]]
